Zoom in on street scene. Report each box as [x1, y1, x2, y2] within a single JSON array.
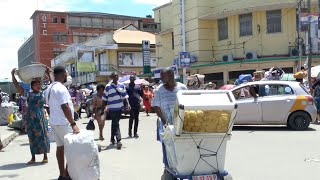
[[1, 0, 320, 180]]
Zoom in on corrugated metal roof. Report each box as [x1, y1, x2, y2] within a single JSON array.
[[113, 29, 155, 44]]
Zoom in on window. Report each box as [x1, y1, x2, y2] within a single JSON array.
[[61, 35, 67, 43], [171, 32, 174, 50], [267, 10, 282, 33], [259, 84, 294, 97], [81, 17, 92, 27], [53, 32, 67, 43], [233, 86, 252, 100], [239, 13, 252, 36], [53, 48, 64, 58], [69, 16, 81, 26], [79, 36, 86, 43], [53, 32, 59, 42], [218, 18, 228, 40], [53, 17, 58, 23], [92, 18, 102, 28], [61, 18, 65, 24], [73, 35, 79, 43]]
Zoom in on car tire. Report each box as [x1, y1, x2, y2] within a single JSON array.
[[288, 111, 311, 130]]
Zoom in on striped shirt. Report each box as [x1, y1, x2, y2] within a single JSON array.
[[102, 81, 129, 111], [152, 82, 187, 124]]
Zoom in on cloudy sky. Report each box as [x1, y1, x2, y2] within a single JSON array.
[[0, 0, 171, 79]]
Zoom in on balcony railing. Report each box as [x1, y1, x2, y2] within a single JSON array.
[[96, 64, 122, 75]]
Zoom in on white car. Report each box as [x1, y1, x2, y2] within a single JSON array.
[[231, 81, 317, 130]]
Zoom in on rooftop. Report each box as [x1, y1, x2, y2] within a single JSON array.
[[30, 10, 152, 20]]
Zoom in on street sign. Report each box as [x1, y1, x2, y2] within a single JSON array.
[[179, 52, 191, 68], [142, 40, 151, 74]]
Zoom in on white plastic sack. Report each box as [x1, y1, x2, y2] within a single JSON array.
[[64, 130, 100, 180], [48, 126, 55, 142], [162, 125, 178, 169]]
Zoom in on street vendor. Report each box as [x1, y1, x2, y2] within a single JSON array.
[[152, 67, 187, 125]]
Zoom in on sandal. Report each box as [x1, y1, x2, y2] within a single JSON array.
[[99, 136, 104, 141], [41, 159, 48, 164], [27, 160, 35, 165]]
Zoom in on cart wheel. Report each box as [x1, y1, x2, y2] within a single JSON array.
[[218, 171, 233, 180], [161, 171, 176, 180], [221, 173, 233, 180]]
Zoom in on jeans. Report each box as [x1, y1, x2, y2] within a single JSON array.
[[109, 110, 122, 143], [129, 107, 140, 135]]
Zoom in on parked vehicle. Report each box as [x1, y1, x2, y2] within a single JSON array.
[[231, 81, 317, 130]]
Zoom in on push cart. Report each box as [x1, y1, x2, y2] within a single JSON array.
[[157, 90, 237, 180]]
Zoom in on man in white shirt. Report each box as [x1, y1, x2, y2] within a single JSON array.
[[46, 66, 80, 180]]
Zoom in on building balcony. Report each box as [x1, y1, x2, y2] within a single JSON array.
[[96, 64, 122, 76]]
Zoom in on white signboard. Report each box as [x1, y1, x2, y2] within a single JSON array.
[[118, 52, 157, 67]]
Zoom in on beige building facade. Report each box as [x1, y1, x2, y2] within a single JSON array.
[[154, 0, 320, 86]]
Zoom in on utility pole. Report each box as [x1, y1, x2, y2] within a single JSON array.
[[298, 0, 302, 71], [307, 0, 312, 86]]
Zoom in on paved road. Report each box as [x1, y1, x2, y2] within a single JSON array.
[[1, 113, 320, 180]]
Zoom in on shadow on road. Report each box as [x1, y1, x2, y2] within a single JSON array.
[[232, 126, 317, 132], [0, 174, 19, 178], [0, 162, 42, 170]]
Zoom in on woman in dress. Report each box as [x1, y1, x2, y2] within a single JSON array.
[[11, 68, 50, 164], [92, 83, 106, 140], [143, 85, 153, 116]]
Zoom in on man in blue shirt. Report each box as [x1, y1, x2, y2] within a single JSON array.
[[102, 72, 130, 149], [126, 75, 143, 138]]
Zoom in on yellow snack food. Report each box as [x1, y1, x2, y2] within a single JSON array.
[[188, 122, 195, 127], [195, 121, 201, 127], [191, 126, 200, 132]]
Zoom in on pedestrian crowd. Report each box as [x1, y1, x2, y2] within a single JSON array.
[[9, 65, 164, 180]]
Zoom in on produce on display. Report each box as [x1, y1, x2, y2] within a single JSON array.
[[182, 110, 231, 133]]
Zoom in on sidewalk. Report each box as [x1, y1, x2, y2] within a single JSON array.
[[0, 125, 20, 150]]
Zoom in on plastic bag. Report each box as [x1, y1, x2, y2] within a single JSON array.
[[64, 130, 100, 180], [86, 118, 95, 130], [162, 125, 178, 169]]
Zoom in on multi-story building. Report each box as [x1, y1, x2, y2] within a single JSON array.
[[154, 0, 320, 86], [18, 10, 159, 68], [51, 24, 156, 85]]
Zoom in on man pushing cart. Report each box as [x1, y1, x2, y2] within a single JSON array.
[[153, 68, 235, 180]]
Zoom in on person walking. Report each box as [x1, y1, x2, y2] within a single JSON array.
[[143, 85, 153, 116], [45, 66, 80, 180], [92, 83, 106, 140], [102, 72, 130, 150], [69, 86, 81, 120], [126, 75, 143, 138], [11, 68, 50, 165]]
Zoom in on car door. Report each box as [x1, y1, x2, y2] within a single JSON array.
[[232, 86, 263, 124], [259, 84, 295, 123]]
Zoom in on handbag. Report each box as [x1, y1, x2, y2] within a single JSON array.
[[86, 118, 95, 130]]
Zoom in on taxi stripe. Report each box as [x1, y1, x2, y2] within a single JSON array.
[[289, 95, 308, 112]]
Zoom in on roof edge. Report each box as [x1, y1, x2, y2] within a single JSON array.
[[153, 1, 173, 11], [18, 35, 34, 52]]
